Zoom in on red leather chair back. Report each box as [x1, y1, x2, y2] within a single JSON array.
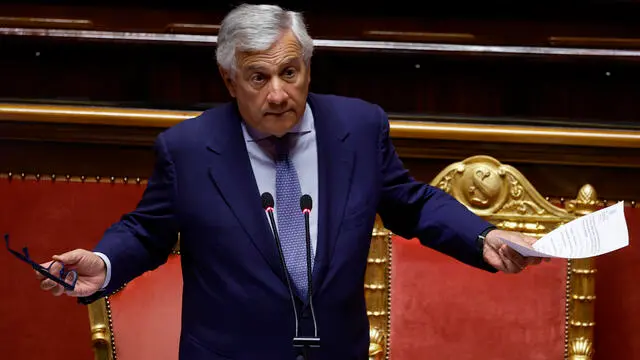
[[107, 255, 183, 360], [390, 237, 567, 360]]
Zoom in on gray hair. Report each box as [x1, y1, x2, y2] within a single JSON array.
[[215, 4, 314, 74]]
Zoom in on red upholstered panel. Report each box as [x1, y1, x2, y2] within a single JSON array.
[[0, 177, 145, 360], [594, 207, 640, 359], [390, 237, 566, 360], [109, 255, 182, 360]]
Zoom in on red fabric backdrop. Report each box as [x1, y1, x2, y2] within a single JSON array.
[[390, 237, 567, 360], [0, 177, 638, 359], [390, 207, 640, 360], [594, 207, 640, 359], [109, 255, 183, 360], [0, 178, 145, 360]]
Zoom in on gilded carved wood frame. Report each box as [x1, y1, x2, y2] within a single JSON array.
[[429, 155, 596, 359], [364, 155, 597, 360]]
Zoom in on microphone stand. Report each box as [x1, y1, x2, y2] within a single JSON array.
[[294, 195, 320, 358], [261, 193, 302, 348], [263, 192, 319, 360]]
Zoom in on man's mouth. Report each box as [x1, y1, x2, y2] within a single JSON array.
[[265, 110, 290, 116]]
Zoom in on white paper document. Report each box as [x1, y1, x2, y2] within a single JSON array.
[[502, 201, 629, 259]]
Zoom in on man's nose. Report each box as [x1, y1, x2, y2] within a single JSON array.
[[266, 79, 289, 105]]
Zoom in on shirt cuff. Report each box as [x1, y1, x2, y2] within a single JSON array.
[[93, 252, 112, 290]]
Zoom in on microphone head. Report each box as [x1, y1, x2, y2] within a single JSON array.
[[300, 194, 312, 212], [261, 192, 275, 210]]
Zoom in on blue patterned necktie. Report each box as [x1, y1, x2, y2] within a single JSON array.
[[273, 134, 310, 300]]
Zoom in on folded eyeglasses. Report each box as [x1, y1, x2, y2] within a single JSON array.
[[4, 233, 77, 291]]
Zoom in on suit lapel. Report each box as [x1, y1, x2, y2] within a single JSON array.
[[205, 104, 285, 281], [308, 94, 355, 292]]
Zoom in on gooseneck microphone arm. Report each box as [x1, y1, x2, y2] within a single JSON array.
[[300, 194, 318, 338], [261, 192, 300, 339]]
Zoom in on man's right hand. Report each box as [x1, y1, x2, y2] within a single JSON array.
[[37, 249, 106, 297]]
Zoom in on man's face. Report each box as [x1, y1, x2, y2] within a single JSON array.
[[220, 30, 311, 137]]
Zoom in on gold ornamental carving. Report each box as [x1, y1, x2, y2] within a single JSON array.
[[368, 327, 385, 360], [364, 217, 393, 360], [566, 184, 599, 216], [433, 156, 570, 222], [568, 337, 594, 360], [431, 155, 598, 360]]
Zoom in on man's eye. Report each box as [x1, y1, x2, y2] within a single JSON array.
[[283, 69, 296, 78], [251, 74, 265, 83]]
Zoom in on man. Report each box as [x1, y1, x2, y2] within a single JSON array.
[[36, 4, 543, 359]]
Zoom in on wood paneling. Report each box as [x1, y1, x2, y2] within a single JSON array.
[[1, 103, 639, 202], [2, 2, 640, 130], [3, 37, 640, 129]]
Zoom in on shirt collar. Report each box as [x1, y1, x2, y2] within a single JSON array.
[[241, 102, 313, 142]]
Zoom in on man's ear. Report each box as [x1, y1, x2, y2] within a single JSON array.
[[218, 65, 237, 98]]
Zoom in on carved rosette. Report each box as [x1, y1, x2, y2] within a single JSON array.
[[368, 327, 385, 360], [568, 337, 594, 360]]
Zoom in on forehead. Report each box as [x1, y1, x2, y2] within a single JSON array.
[[237, 31, 303, 71]]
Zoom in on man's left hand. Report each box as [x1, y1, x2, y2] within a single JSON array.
[[482, 229, 547, 273]]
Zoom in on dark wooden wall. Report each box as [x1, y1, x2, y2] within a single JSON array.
[[3, 2, 640, 127]]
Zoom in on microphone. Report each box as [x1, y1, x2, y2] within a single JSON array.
[[261, 192, 301, 341], [295, 194, 320, 350]]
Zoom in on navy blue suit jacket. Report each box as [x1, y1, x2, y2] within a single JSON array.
[[86, 93, 495, 359]]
